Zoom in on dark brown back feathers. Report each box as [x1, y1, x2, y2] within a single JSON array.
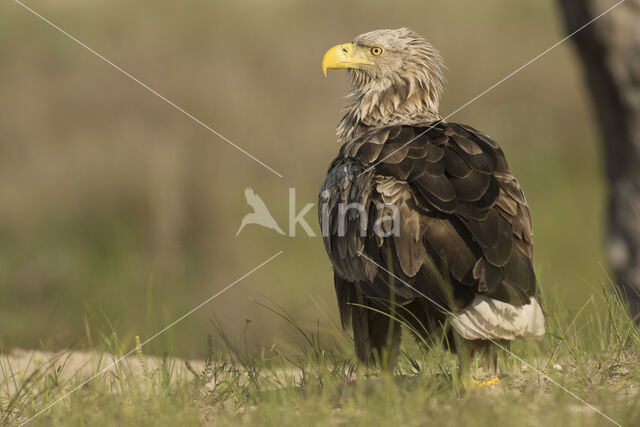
[[319, 122, 536, 330]]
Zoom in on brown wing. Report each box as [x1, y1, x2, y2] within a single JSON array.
[[320, 121, 536, 326]]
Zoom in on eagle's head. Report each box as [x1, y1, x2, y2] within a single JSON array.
[[323, 28, 445, 141]]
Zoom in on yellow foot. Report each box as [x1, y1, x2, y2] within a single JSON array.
[[461, 376, 500, 389]]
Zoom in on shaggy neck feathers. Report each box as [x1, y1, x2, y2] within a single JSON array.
[[337, 77, 443, 142]]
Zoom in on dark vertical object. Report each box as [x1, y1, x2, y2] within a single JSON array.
[[557, 0, 640, 323]]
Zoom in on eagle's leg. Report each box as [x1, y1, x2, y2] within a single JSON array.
[[371, 314, 402, 370], [455, 335, 500, 389], [351, 295, 402, 370], [456, 335, 473, 389]]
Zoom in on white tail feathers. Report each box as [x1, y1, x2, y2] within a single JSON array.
[[449, 296, 545, 341]]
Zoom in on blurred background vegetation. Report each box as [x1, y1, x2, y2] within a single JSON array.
[[0, 0, 606, 359]]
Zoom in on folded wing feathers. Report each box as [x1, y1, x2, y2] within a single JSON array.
[[321, 121, 541, 338]]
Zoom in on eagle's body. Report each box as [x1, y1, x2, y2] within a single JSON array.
[[319, 28, 544, 367]]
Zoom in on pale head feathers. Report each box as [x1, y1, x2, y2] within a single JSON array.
[[337, 28, 445, 142]]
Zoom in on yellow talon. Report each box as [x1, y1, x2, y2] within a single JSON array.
[[475, 376, 500, 387], [461, 376, 500, 389]]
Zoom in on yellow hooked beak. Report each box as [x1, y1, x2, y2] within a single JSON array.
[[322, 43, 374, 76]]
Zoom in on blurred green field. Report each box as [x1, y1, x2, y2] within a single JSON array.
[[0, 0, 606, 360]]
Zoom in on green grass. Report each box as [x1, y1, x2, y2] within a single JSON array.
[[2, 283, 638, 427]]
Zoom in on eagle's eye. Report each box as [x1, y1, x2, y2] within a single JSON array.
[[370, 47, 383, 56]]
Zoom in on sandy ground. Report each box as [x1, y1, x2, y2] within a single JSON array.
[[0, 347, 308, 401], [0, 348, 208, 396]]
